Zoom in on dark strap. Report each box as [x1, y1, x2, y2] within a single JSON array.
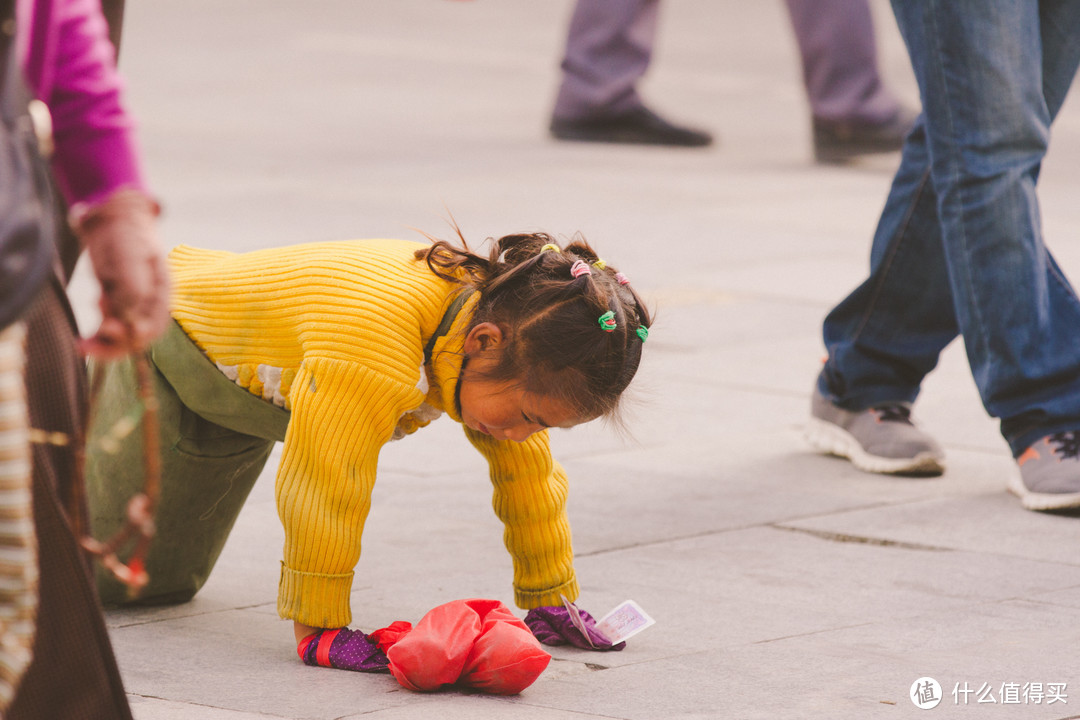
[[0, 4, 57, 331], [0, 0, 13, 60], [100, 0, 126, 56], [424, 290, 474, 365], [1, 0, 23, 119]]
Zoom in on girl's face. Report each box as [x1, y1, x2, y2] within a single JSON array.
[[458, 322, 590, 443]]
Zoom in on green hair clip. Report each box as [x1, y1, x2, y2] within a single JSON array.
[[598, 310, 617, 332], [636, 325, 649, 342]]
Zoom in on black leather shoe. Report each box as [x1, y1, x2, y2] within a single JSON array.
[[550, 105, 713, 147], [812, 107, 918, 164]]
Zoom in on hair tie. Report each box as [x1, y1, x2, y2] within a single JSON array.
[[636, 325, 649, 342], [592, 259, 607, 270], [615, 272, 630, 285], [570, 259, 591, 279], [598, 310, 617, 332], [540, 243, 560, 254]]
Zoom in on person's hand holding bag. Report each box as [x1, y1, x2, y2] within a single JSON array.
[[71, 189, 170, 357], [524, 604, 625, 651]]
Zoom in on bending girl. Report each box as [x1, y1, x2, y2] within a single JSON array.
[[86, 231, 650, 663]]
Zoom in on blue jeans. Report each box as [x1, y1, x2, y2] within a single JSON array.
[[819, 0, 1080, 456]]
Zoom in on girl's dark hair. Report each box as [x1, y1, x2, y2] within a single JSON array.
[[416, 230, 652, 421]]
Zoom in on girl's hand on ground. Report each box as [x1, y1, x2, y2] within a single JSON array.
[[296, 626, 390, 673], [524, 606, 626, 651]]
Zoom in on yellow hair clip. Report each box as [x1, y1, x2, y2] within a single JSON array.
[[592, 258, 607, 270], [540, 243, 560, 253]]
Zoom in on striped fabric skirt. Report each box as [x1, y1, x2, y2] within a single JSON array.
[[0, 321, 36, 711]]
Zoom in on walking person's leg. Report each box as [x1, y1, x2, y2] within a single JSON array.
[[812, 0, 1080, 508], [549, 0, 711, 146], [785, 0, 915, 162], [888, 0, 1080, 508], [808, 115, 952, 475], [553, 0, 657, 121]]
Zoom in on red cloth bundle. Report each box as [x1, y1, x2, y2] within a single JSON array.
[[379, 598, 551, 695]]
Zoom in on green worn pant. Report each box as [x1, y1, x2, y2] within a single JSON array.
[[86, 321, 289, 606]]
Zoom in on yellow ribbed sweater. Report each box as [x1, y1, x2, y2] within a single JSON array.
[[169, 239, 579, 629]]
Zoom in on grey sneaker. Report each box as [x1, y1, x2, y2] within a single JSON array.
[[1008, 432, 1080, 511], [805, 386, 945, 476]]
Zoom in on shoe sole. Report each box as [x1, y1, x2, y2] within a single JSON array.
[[1006, 473, 1080, 511], [813, 143, 899, 164], [550, 130, 711, 147], [804, 417, 945, 477]]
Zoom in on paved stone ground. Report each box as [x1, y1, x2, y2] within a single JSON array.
[[71, 1, 1080, 718]]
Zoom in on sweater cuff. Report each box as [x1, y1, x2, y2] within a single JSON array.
[[277, 563, 354, 629], [515, 572, 579, 610]]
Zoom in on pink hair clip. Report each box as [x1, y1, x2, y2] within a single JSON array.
[[570, 259, 591, 279], [615, 272, 630, 285]]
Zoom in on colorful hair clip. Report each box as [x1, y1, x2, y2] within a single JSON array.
[[636, 325, 649, 342], [592, 258, 607, 270], [615, 272, 630, 285], [570, 259, 591, 278], [540, 243, 561, 254], [598, 310, 617, 332]]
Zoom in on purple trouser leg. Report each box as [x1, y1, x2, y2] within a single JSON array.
[[785, 0, 900, 123], [552, 0, 657, 120]]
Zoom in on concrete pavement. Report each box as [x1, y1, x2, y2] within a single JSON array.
[[74, 1, 1080, 718]]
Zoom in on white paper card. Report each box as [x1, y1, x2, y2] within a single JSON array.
[[595, 599, 655, 645]]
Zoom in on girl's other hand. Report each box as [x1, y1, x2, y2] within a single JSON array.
[[524, 605, 626, 651]]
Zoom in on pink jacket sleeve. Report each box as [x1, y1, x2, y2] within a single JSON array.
[[17, 0, 148, 207]]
